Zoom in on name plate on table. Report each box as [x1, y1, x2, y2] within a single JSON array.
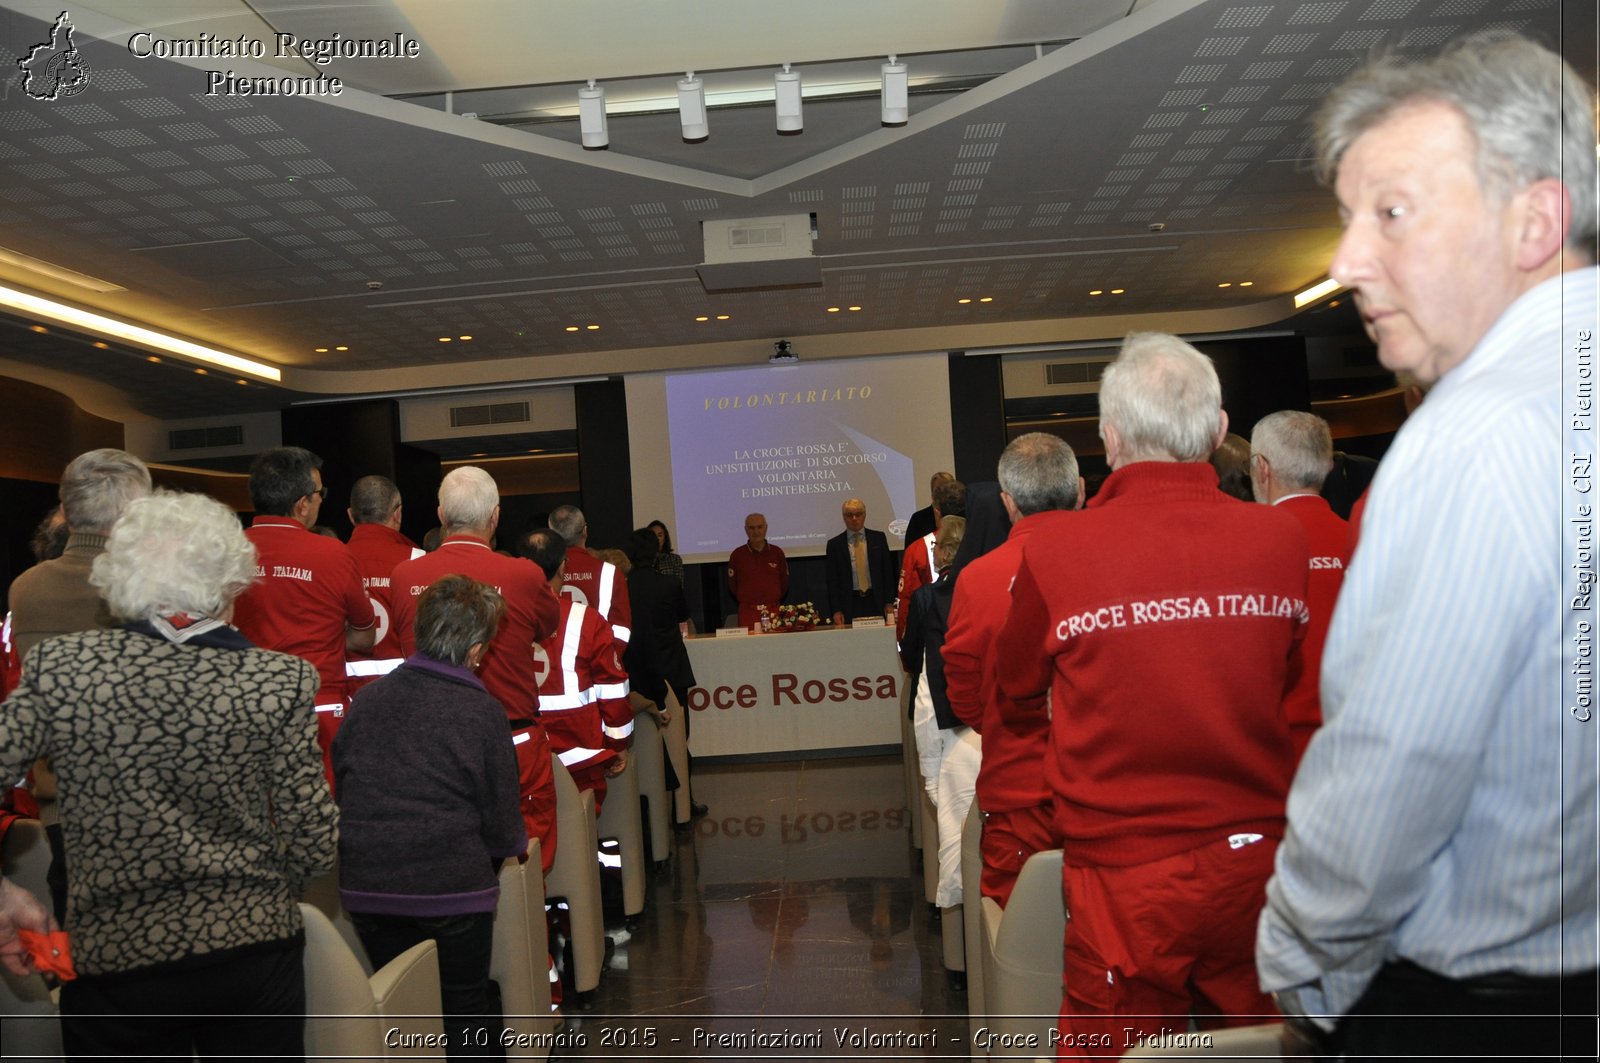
[[851, 616, 887, 628], [714, 626, 750, 638]]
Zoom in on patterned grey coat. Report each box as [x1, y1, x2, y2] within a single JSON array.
[[2, 625, 337, 976]]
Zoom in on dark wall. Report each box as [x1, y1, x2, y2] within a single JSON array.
[[0, 477, 65, 614], [949, 351, 1007, 485], [574, 379, 633, 547], [1200, 335, 1314, 441], [281, 399, 442, 543]]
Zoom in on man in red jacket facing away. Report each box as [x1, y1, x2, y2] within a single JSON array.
[[1249, 410, 1350, 765], [520, 528, 634, 812], [548, 504, 632, 654], [943, 433, 1081, 907], [232, 446, 375, 782], [996, 332, 1308, 1053], [389, 466, 562, 872], [343, 475, 424, 697]]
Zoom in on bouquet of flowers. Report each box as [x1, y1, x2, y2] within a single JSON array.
[[759, 602, 825, 632]]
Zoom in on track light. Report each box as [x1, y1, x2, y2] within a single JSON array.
[[578, 79, 607, 149], [678, 71, 707, 142], [775, 63, 802, 134], [881, 55, 908, 126]]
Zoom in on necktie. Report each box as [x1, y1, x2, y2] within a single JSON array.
[[853, 533, 870, 592]]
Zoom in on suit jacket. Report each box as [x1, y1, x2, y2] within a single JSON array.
[[825, 527, 896, 620], [903, 504, 938, 545]]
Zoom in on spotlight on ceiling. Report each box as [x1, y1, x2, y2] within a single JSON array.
[[578, 79, 608, 149], [775, 63, 803, 135], [770, 339, 798, 365], [881, 55, 908, 126], [678, 72, 708, 142]]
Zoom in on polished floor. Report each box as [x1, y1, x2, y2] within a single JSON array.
[[557, 753, 972, 1059]]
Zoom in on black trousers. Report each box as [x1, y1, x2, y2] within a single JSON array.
[[351, 910, 504, 1060], [1327, 960, 1598, 1062], [60, 936, 305, 1063]]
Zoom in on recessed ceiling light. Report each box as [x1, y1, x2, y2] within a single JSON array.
[[335, 345, 349, 351], [1218, 282, 1232, 288], [91, 341, 108, 350], [1089, 290, 1103, 296], [439, 336, 452, 342], [847, 305, 861, 312], [236, 379, 248, 386], [957, 298, 972, 304], [193, 367, 207, 375], [715, 315, 729, 321], [565, 326, 580, 332], [458, 335, 472, 341], [979, 297, 992, 303], [586, 324, 600, 331], [1239, 281, 1253, 287], [28, 325, 47, 334], [827, 307, 841, 313], [146, 355, 161, 364], [696, 315, 710, 322], [314, 347, 329, 353], [1111, 288, 1125, 294]]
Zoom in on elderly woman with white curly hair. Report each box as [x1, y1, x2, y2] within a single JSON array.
[[0, 489, 337, 1060]]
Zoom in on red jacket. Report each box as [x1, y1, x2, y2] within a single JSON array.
[[996, 462, 1307, 866], [233, 517, 375, 706], [344, 522, 424, 689], [895, 533, 936, 642], [944, 511, 1073, 813], [536, 598, 634, 776], [727, 542, 789, 628], [1274, 494, 1349, 762], [562, 547, 632, 649]]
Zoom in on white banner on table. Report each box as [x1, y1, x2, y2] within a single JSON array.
[[683, 626, 904, 757]]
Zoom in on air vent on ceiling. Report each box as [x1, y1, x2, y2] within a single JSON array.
[[168, 425, 244, 450], [1045, 359, 1111, 386], [450, 401, 531, 429]]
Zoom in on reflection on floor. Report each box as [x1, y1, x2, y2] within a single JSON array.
[[556, 753, 970, 1058]]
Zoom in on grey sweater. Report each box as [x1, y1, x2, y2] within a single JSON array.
[[332, 656, 526, 916]]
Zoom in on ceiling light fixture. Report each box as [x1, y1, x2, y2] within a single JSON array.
[[881, 55, 908, 126], [775, 63, 802, 135], [0, 282, 281, 382], [1294, 277, 1342, 308], [0, 245, 126, 293], [678, 72, 708, 142], [578, 79, 608, 149]]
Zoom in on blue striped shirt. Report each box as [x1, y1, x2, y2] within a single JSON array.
[[1257, 267, 1600, 1024]]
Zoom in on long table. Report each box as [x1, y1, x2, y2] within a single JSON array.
[[681, 624, 904, 757]]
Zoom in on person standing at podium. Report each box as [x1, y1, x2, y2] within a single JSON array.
[[726, 513, 788, 629], [825, 498, 894, 626]]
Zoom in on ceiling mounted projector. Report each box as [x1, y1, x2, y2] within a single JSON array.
[[770, 339, 798, 365]]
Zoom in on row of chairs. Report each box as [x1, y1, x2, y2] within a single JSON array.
[[902, 709, 1287, 1061]]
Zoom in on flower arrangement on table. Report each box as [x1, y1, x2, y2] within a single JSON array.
[[759, 602, 825, 632]]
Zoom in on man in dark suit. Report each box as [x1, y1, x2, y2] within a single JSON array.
[[826, 497, 897, 626], [903, 471, 954, 545]]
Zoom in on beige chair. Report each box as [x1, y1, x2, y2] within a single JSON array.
[[300, 902, 444, 1061], [0, 819, 63, 1063], [543, 757, 605, 996], [960, 799, 987, 1059], [981, 849, 1066, 1057], [593, 750, 646, 921], [491, 845, 559, 1059], [660, 689, 693, 824], [629, 698, 672, 863], [1123, 1022, 1286, 1060], [920, 784, 939, 906]]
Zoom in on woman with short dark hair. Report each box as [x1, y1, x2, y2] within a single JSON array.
[[332, 574, 525, 1059]]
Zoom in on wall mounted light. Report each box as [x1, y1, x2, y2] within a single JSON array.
[[775, 63, 802, 134], [578, 79, 608, 149], [881, 55, 908, 126], [678, 72, 708, 142]]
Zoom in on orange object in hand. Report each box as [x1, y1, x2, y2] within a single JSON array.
[[16, 928, 75, 980]]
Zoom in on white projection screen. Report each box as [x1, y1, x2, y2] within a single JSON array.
[[627, 354, 956, 565]]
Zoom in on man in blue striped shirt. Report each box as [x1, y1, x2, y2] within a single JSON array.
[[1257, 30, 1598, 1059]]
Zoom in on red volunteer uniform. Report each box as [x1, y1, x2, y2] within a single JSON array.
[[389, 536, 562, 872], [1, 611, 17, 700], [894, 533, 936, 642], [996, 462, 1307, 1053], [343, 522, 425, 695], [1274, 493, 1350, 764], [561, 547, 631, 649], [943, 511, 1072, 906], [535, 598, 634, 812], [232, 516, 375, 776], [727, 542, 789, 629]]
